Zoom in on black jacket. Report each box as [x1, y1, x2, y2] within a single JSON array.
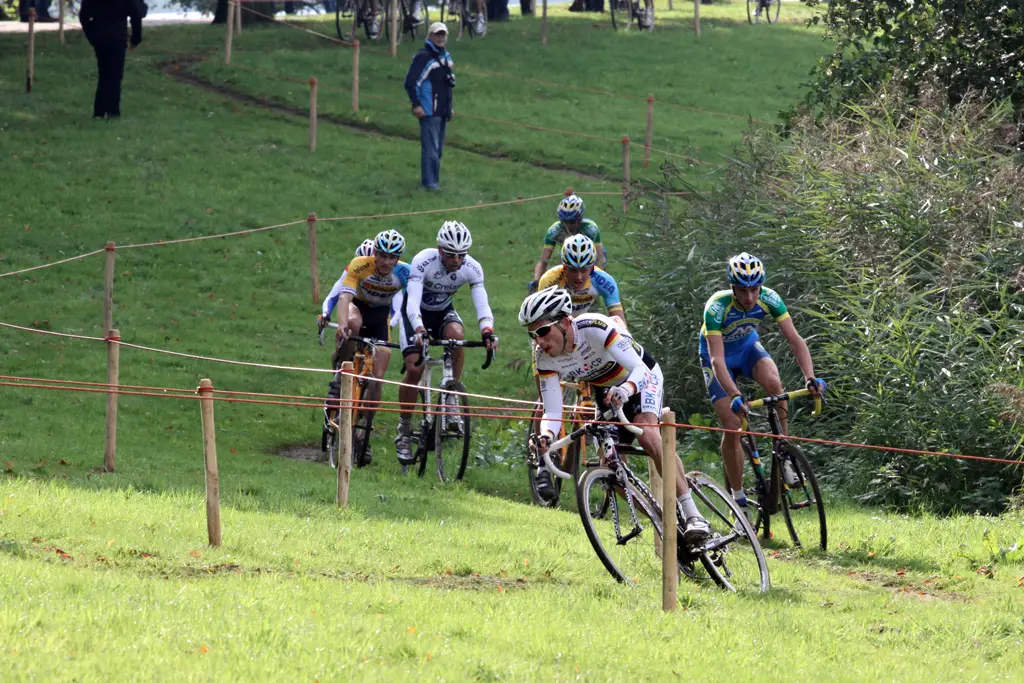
[[80, 0, 145, 46], [403, 40, 454, 119]]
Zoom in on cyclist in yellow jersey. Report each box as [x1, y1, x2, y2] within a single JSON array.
[[700, 253, 825, 516], [537, 234, 626, 329]]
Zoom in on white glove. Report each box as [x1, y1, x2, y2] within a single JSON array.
[[607, 385, 631, 409]]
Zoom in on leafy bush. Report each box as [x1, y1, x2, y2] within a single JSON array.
[[801, 0, 1024, 122], [625, 88, 1024, 514]]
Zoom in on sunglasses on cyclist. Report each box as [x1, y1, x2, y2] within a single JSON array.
[[442, 250, 467, 259], [527, 319, 562, 340]]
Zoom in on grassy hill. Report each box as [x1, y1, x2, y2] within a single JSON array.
[[2, 4, 1024, 679]]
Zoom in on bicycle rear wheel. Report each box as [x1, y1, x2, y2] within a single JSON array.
[[610, 0, 632, 31], [689, 474, 770, 592], [434, 380, 471, 482], [577, 467, 663, 585], [765, 0, 780, 23], [777, 442, 827, 551], [337, 2, 356, 41]]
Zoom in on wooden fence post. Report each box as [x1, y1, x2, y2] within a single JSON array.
[[668, 0, 673, 11], [307, 212, 320, 304], [644, 94, 654, 168], [649, 451, 664, 558], [389, 0, 398, 57], [662, 411, 678, 611], [224, 0, 235, 65], [198, 379, 222, 547], [541, 0, 548, 45], [693, 0, 701, 37], [352, 40, 360, 112], [58, 0, 65, 45], [336, 362, 355, 507], [104, 329, 120, 473], [236, 0, 243, 34], [621, 137, 631, 214], [26, 9, 36, 94], [309, 78, 318, 153], [104, 242, 116, 335]]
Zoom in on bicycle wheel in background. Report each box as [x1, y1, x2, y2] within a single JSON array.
[[765, 0, 780, 23], [577, 467, 664, 585], [434, 380, 471, 482], [525, 409, 565, 507], [352, 378, 377, 468], [689, 474, 771, 592], [610, 0, 633, 31], [337, 0, 358, 41], [778, 442, 827, 551]]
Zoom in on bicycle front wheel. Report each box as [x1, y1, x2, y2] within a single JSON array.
[[352, 378, 376, 468], [610, 0, 633, 31], [765, 0, 780, 23], [689, 474, 770, 592], [434, 380, 470, 482], [777, 442, 827, 552], [577, 467, 663, 585]]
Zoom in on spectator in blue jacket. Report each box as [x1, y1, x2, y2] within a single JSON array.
[[403, 22, 455, 192]]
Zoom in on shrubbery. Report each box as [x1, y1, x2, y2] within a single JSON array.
[[625, 89, 1024, 513]]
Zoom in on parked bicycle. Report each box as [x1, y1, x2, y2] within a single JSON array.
[[336, 0, 388, 42], [440, 0, 487, 39], [747, 0, 779, 24], [738, 388, 827, 552], [535, 407, 770, 592], [386, 0, 430, 44], [406, 337, 494, 481], [610, 0, 654, 32], [321, 323, 400, 469]]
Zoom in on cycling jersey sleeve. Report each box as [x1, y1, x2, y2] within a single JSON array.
[[758, 287, 790, 322], [322, 270, 348, 317], [465, 258, 494, 330], [537, 266, 563, 291], [405, 258, 426, 330], [702, 292, 731, 337], [340, 257, 370, 297], [542, 222, 561, 247], [537, 367, 563, 439], [602, 327, 656, 397], [591, 268, 623, 314]]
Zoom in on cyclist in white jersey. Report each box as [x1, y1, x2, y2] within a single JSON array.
[[521, 286, 710, 545], [394, 221, 498, 465]]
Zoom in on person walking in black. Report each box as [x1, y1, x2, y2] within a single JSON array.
[[80, 0, 145, 120], [403, 22, 455, 191]]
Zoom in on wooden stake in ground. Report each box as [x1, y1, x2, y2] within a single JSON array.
[[336, 362, 355, 507], [389, 0, 398, 57], [224, 0, 235, 65], [541, 0, 548, 45], [236, 0, 243, 34], [58, 0, 65, 45], [352, 40, 360, 112], [644, 93, 654, 168], [104, 329, 121, 473], [197, 379, 222, 547], [693, 0, 701, 37], [649, 449, 664, 558], [307, 212, 320, 303], [661, 411, 679, 611], [26, 8, 36, 93], [621, 137, 631, 213], [309, 78, 318, 153], [104, 242, 116, 334]]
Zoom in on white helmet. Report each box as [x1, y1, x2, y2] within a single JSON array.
[[560, 234, 598, 268], [518, 286, 573, 326], [374, 229, 405, 255], [437, 221, 472, 253], [354, 239, 375, 257]]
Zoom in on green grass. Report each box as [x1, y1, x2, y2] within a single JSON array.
[[3, 3, 1024, 679]]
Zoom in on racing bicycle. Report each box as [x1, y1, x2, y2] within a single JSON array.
[[738, 388, 827, 552], [610, 0, 654, 32], [406, 337, 494, 482], [440, 0, 487, 39], [320, 323, 400, 469], [747, 0, 779, 24], [336, 0, 389, 42], [536, 408, 770, 592]]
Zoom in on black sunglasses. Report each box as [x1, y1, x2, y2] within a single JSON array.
[[527, 319, 562, 340]]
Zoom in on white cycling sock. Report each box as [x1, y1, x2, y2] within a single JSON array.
[[677, 492, 700, 520], [732, 488, 747, 504], [398, 415, 411, 434]]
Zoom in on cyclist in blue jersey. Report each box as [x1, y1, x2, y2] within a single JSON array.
[[700, 253, 825, 517]]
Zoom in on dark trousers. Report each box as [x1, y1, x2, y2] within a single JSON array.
[[520, 0, 533, 14], [84, 24, 128, 118], [419, 116, 447, 189]]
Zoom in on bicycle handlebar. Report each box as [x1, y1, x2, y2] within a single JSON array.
[[540, 406, 643, 480], [414, 337, 496, 370], [324, 322, 401, 349], [740, 387, 823, 431]]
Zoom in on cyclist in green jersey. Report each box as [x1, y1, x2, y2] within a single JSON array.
[[700, 253, 825, 517], [529, 194, 606, 291]]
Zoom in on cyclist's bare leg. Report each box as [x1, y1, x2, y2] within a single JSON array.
[[712, 395, 744, 493], [751, 356, 787, 434], [332, 307, 364, 366], [399, 351, 425, 421], [633, 411, 691, 496], [442, 320, 466, 381]]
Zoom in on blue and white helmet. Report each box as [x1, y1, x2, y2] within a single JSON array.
[[354, 239, 375, 257], [557, 194, 584, 221], [727, 252, 766, 287], [560, 234, 597, 269], [374, 229, 405, 256], [437, 221, 472, 253]]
